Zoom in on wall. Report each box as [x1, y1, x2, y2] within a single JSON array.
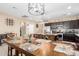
[[46, 16, 79, 23], [21, 19, 45, 34], [22, 19, 37, 37], [0, 12, 37, 37], [35, 22, 45, 34], [0, 12, 20, 36]]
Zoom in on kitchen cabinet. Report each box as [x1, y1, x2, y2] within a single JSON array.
[[63, 21, 70, 29], [69, 20, 79, 29], [45, 20, 79, 29]]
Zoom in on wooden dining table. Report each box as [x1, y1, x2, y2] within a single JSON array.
[[3, 39, 66, 56]]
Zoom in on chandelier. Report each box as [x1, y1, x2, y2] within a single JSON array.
[[28, 3, 45, 16]]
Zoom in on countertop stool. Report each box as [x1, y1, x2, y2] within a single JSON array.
[[8, 45, 23, 56], [8, 46, 13, 56]]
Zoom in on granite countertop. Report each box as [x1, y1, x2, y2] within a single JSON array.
[[34, 32, 64, 36], [52, 41, 78, 56]]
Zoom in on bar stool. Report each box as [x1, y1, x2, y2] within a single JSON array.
[[8, 46, 24, 56], [8, 46, 13, 56]]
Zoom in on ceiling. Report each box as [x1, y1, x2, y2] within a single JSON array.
[[0, 3, 79, 22]]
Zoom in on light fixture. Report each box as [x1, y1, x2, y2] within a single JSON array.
[[28, 3, 45, 16], [67, 6, 71, 10], [63, 6, 72, 16]]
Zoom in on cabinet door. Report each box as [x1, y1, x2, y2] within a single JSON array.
[[64, 21, 70, 29], [74, 20, 78, 29], [76, 20, 79, 29], [69, 21, 73, 29], [70, 20, 78, 29]]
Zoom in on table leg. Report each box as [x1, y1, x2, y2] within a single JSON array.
[[8, 46, 9, 56], [10, 47, 13, 56], [8, 46, 13, 56], [15, 49, 19, 56], [21, 52, 23, 56], [0, 39, 2, 46]]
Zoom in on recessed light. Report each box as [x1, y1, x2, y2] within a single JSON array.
[[63, 12, 71, 16], [12, 6, 17, 9], [22, 15, 28, 17], [67, 6, 71, 10]]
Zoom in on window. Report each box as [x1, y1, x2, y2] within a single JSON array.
[[6, 18, 14, 26], [27, 24, 34, 34]]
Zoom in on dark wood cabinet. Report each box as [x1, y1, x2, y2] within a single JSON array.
[[69, 20, 79, 29], [63, 33, 76, 42], [45, 20, 79, 29], [64, 21, 70, 29]]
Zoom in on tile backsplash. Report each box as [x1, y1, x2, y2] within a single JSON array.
[[51, 29, 79, 34]]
